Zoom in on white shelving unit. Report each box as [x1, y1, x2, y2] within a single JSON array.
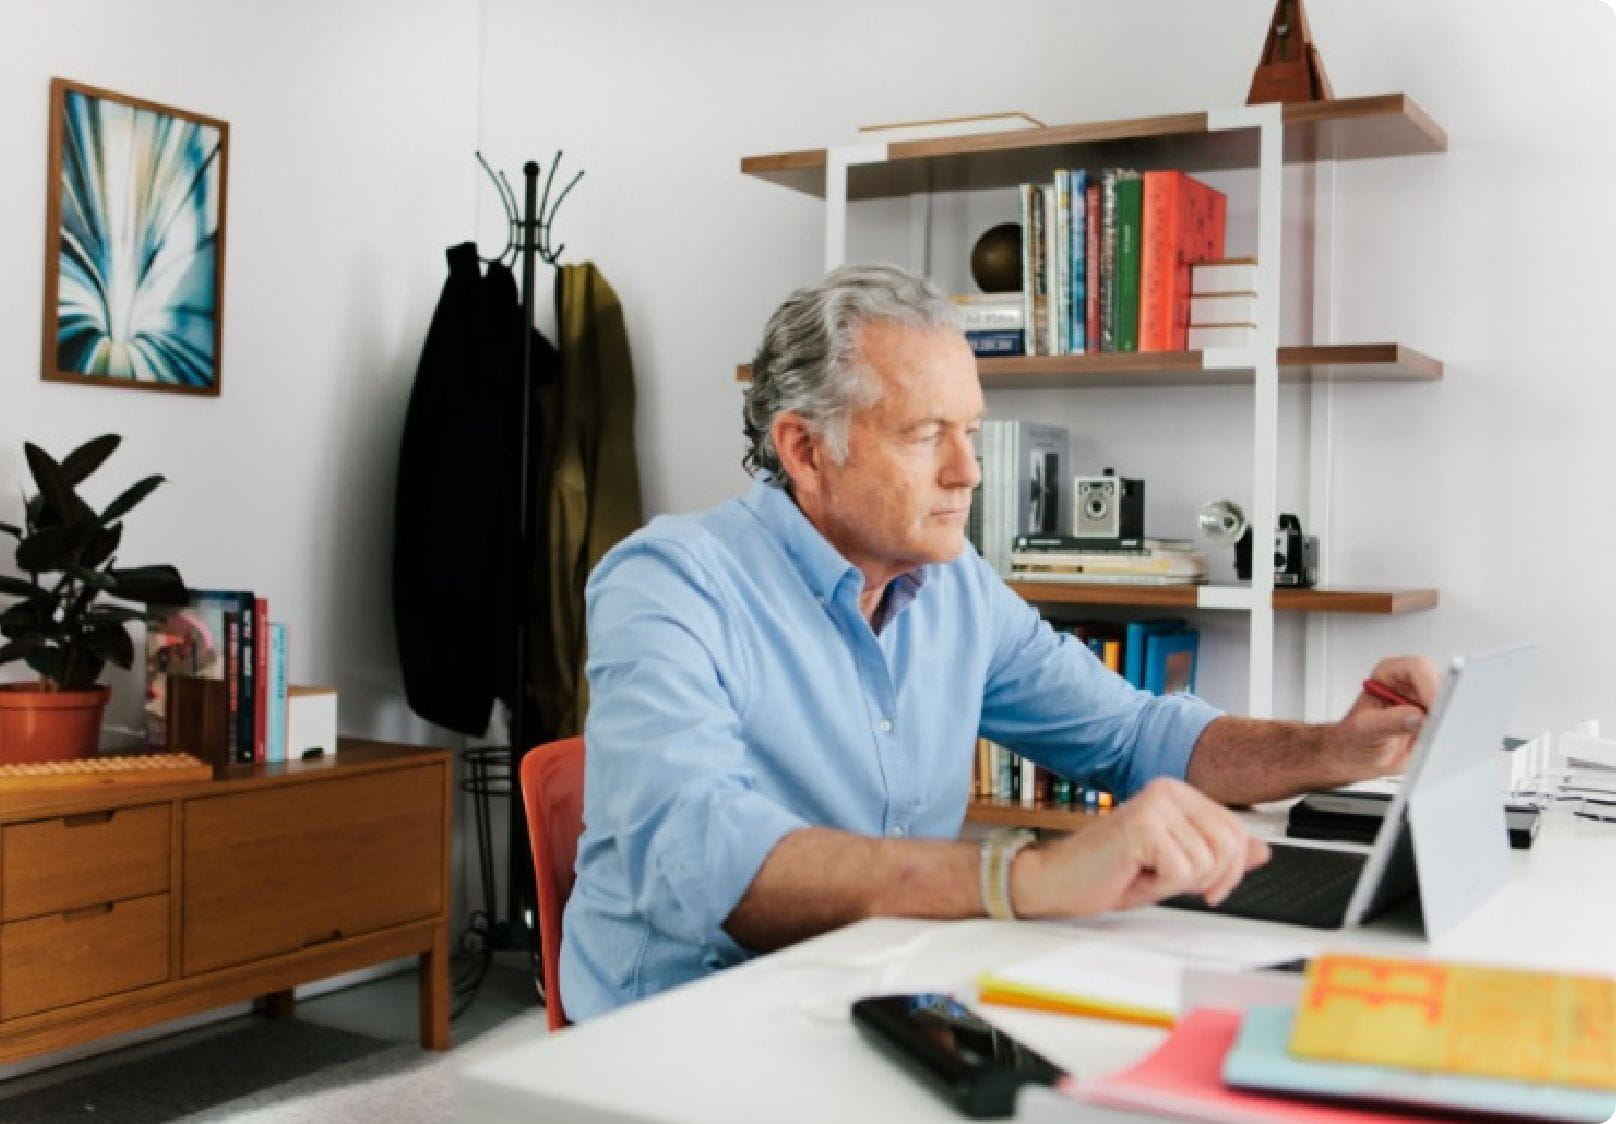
[[740, 95, 1446, 721]]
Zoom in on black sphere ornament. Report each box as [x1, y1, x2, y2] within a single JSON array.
[[970, 222, 1022, 293]]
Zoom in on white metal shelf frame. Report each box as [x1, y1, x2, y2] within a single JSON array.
[[820, 103, 1288, 717]]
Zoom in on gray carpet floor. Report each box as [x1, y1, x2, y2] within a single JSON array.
[[0, 1021, 408, 1122], [0, 965, 546, 1123]]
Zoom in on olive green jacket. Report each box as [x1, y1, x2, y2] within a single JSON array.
[[531, 263, 643, 737]]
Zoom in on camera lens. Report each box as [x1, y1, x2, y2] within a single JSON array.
[[1086, 497, 1108, 519]]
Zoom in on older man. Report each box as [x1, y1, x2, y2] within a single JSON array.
[[559, 263, 1437, 1021]]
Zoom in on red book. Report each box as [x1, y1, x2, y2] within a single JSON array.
[[1138, 171, 1227, 352], [1084, 179, 1101, 353], [253, 596, 269, 764]]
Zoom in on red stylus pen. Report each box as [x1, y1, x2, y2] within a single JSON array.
[[1361, 678, 1427, 714]]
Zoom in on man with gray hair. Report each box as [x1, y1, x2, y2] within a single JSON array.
[[560, 263, 1437, 1021]]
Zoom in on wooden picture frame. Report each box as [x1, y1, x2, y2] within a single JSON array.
[[41, 78, 230, 396]]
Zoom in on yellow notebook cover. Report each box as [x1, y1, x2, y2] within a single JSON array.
[[1290, 953, 1616, 1091]]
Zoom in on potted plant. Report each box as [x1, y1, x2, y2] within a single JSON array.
[[0, 435, 188, 763]]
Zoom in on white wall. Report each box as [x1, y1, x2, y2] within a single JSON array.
[[478, 0, 1616, 736], [0, 0, 478, 749]]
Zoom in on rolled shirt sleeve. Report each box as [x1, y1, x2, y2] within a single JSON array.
[[579, 542, 809, 958]]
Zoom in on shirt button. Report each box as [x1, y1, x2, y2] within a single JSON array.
[[877, 718, 893, 733], [888, 825, 907, 838]]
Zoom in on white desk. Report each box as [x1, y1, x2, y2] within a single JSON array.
[[457, 806, 1616, 1123]]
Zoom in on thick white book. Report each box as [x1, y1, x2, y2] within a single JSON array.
[[1187, 324, 1257, 349], [1191, 257, 1259, 296], [1189, 293, 1258, 326]]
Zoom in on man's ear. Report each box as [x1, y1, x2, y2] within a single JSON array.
[[772, 412, 824, 495]]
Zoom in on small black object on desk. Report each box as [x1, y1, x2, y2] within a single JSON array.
[[1288, 790, 1540, 850]]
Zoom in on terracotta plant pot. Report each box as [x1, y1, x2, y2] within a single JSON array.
[[0, 683, 110, 764]]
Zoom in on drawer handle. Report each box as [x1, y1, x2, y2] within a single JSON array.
[[62, 902, 115, 922], [302, 929, 343, 948], [63, 810, 114, 828]]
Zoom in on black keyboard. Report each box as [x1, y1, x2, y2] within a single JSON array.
[[1159, 843, 1367, 929]]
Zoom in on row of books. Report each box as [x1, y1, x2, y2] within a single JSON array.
[[144, 589, 289, 765], [973, 737, 1115, 810], [958, 167, 1228, 358], [1064, 618, 1201, 696], [1011, 535, 1209, 586]]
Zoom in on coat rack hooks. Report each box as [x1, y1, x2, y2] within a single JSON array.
[[475, 150, 585, 267]]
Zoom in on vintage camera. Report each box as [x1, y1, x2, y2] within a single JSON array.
[[1071, 469, 1144, 547], [1234, 512, 1319, 587]]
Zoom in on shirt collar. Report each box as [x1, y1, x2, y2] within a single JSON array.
[[741, 478, 930, 614]]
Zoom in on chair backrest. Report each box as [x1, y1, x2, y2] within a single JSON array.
[[520, 735, 586, 1031]]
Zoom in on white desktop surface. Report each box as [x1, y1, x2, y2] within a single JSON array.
[[456, 806, 1616, 1123]]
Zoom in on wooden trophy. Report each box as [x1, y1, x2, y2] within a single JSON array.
[[1247, 0, 1334, 105]]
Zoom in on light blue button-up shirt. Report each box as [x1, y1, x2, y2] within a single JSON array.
[[559, 480, 1221, 1021]]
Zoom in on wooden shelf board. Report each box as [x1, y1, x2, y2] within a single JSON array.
[[740, 94, 1445, 199], [1008, 583, 1438, 615], [966, 798, 1109, 832], [736, 344, 1441, 388]]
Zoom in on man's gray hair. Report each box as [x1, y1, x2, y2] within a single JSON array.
[[743, 263, 960, 487]]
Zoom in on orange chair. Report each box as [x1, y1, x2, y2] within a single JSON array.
[[519, 735, 586, 1031]]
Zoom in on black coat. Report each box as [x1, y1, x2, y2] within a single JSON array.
[[392, 243, 558, 735]]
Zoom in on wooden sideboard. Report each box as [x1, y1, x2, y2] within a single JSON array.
[[0, 738, 451, 1065]]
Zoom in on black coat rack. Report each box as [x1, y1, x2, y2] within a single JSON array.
[[470, 151, 583, 957]]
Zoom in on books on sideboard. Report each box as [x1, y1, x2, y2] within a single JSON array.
[[146, 588, 292, 766]]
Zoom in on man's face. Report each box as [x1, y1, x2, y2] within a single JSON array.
[[799, 320, 984, 588]]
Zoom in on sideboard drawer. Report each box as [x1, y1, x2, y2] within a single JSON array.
[[0, 892, 170, 1020], [182, 764, 445, 976], [2, 804, 170, 922]]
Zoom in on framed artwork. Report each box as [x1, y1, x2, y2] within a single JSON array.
[[40, 78, 229, 396]]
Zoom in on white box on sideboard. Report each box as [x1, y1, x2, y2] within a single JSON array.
[[287, 685, 338, 758]]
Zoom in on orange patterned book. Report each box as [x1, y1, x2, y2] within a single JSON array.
[[1290, 952, 1616, 1091], [1138, 171, 1227, 352]]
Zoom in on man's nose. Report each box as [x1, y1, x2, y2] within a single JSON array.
[[942, 432, 981, 489]]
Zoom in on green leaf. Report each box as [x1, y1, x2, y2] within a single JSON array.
[[1, 601, 49, 633], [107, 565, 187, 604], [0, 574, 39, 600], [0, 521, 21, 540], [81, 522, 123, 570], [23, 648, 64, 684], [66, 562, 115, 591], [59, 434, 120, 488], [0, 635, 46, 663], [100, 474, 164, 526], [24, 443, 75, 523], [16, 524, 80, 572], [89, 621, 134, 671]]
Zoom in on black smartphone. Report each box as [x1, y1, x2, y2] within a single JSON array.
[[850, 993, 1066, 1119]]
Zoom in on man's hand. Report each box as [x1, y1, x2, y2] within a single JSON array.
[[1327, 655, 1443, 781], [1009, 777, 1270, 918]]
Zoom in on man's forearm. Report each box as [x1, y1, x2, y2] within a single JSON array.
[[723, 827, 980, 952], [1186, 715, 1350, 805]]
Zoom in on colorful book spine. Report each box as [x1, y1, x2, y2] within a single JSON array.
[[223, 612, 240, 763], [1113, 173, 1144, 352], [1099, 170, 1119, 351], [1052, 173, 1071, 354], [252, 596, 268, 764], [1018, 184, 1038, 356], [1084, 179, 1101, 352], [1068, 169, 1088, 352], [1139, 170, 1229, 352], [267, 623, 288, 764], [235, 599, 256, 764]]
